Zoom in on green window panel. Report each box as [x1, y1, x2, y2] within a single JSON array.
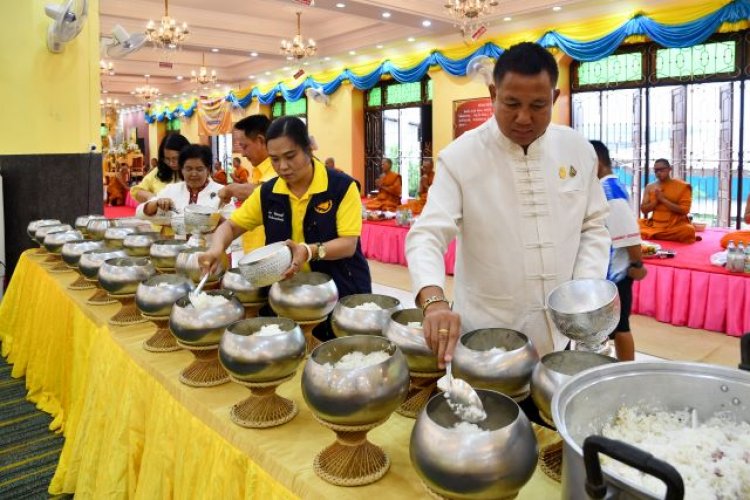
[[368, 87, 382, 107], [285, 98, 307, 116], [166, 118, 181, 131], [272, 101, 283, 118], [577, 52, 643, 86], [386, 82, 422, 105], [655, 41, 736, 79], [427, 78, 433, 101]]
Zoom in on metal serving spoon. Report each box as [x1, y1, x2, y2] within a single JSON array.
[[188, 272, 210, 308], [438, 361, 487, 423]]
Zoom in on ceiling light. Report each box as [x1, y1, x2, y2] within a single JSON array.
[[250, 51, 258, 57], [283, 66, 291, 70], [286, 56, 294, 61], [265, 71, 271, 75], [280, 11, 317, 61], [444, 0, 498, 38], [349, 50, 356, 55], [552, 5, 562, 11], [133, 75, 160, 100], [102, 89, 108, 93], [211, 48, 219, 52], [176, 75, 183, 80], [249, 75, 256, 79], [503, 16, 512, 21], [145, 0, 189, 50], [335, 2, 346, 7], [376, 44, 383, 49], [422, 20, 432, 27], [324, 56, 331, 61], [382, 12, 391, 18], [303, 61, 309, 66], [191, 53, 218, 85], [100, 59, 115, 76], [407, 37, 415, 42]]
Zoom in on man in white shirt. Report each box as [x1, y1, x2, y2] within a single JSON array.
[[591, 140, 647, 361], [406, 42, 610, 367]]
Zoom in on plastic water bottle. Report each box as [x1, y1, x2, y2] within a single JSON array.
[[738, 242, 746, 273], [745, 244, 750, 274], [727, 240, 737, 272]]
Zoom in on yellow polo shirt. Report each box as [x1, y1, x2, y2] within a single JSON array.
[[251, 157, 276, 184], [242, 156, 278, 252], [130, 168, 174, 199], [231, 159, 362, 271]]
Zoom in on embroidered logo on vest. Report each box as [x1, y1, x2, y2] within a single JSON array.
[[314, 200, 333, 214], [558, 166, 567, 179], [569, 165, 578, 178], [267, 210, 285, 222]]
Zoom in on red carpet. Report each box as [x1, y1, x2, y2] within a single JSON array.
[[103, 205, 136, 219], [643, 227, 734, 275]]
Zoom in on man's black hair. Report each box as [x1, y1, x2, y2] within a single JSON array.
[[492, 42, 558, 87], [234, 114, 271, 138]]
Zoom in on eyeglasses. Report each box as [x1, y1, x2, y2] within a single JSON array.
[[182, 167, 207, 174]]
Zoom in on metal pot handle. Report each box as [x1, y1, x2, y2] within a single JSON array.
[[582, 435, 684, 500]]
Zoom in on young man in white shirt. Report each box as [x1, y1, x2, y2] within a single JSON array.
[[591, 140, 647, 361]]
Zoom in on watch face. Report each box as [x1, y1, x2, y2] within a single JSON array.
[[318, 244, 326, 259]]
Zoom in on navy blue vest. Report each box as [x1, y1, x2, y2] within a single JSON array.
[[260, 168, 372, 298]]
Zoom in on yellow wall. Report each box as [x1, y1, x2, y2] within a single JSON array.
[[180, 115, 200, 144], [0, 0, 100, 155], [307, 82, 365, 181], [430, 70, 491, 157]]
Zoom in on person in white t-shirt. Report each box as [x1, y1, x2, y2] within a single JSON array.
[[591, 140, 647, 361]]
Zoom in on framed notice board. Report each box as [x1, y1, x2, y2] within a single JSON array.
[[453, 97, 493, 139]]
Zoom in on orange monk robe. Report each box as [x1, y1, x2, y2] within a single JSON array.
[[107, 175, 128, 206], [407, 170, 435, 215], [366, 171, 402, 212], [212, 170, 227, 185], [639, 178, 696, 243], [232, 165, 249, 184]]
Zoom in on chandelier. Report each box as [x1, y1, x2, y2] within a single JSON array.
[[100, 59, 114, 76], [100, 97, 120, 110], [280, 12, 317, 61], [191, 53, 217, 85], [145, 0, 189, 49], [134, 76, 160, 101], [444, 0, 499, 38]]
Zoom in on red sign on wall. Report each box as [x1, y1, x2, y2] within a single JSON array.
[[453, 97, 494, 139]]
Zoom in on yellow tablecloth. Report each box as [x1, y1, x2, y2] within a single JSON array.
[[0, 251, 561, 499]]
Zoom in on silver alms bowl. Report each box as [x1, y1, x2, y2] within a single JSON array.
[[530, 350, 616, 425], [78, 248, 129, 280], [547, 279, 620, 351], [135, 274, 194, 317], [43, 229, 84, 254], [123, 231, 159, 257], [452, 328, 540, 400], [183, 204, 221, 234], [149, 239, 190, 269], [221, 268, 268, 304], [219, 317, 305, 383], [169, 289, 244, 347], [86, 218, 115, 241], [383, 309, 439, 373], [331, 293, 402, 337], [75, 215, 104, 235], [98, 257, 156, 295], [27, 219, 61, 240], [61, 239, 106, 267], [103, 226, 138, 249], [301, 335, 409, 426], [410, 390, 538, 499], [35, 224, 72, 243], [268, 271, 338, 322]]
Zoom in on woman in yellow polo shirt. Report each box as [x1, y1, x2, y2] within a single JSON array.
[[130, 133, 190, 203], [199, 116, 371, 300]]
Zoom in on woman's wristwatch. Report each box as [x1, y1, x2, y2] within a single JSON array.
[[312, 242, 326, 261]]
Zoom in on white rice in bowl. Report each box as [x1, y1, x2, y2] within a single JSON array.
[[453, 421, 489, 433], [255, 324, 286, 337], [188, 292, 229, 309], [601, 406, 750, 499], [353, 302, 382, 311], [327, 350, 390, 369]]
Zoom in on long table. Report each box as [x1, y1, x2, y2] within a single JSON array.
[[0, 252, 560, 499]]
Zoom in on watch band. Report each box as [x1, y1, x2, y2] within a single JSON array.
[[421, 295, 448, 313]]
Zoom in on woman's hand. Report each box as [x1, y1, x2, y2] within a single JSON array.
[[154, 197, 174, 212], [422, 302, 461, 369], [280, 240, 307, 279]]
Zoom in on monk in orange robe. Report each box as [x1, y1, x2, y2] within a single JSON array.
[[720, 193, 750, 248], [407, 158, 434, 215], [366, 158, 402, 212], [231, 157, 249, 184], [639, 159, 696, 243], [107, 165, 130, 206]]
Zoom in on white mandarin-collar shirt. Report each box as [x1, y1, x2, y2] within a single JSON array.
[[406, 118, 611, 355]]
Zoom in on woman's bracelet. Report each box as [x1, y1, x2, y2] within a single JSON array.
[[302, 243, 313, 263]]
